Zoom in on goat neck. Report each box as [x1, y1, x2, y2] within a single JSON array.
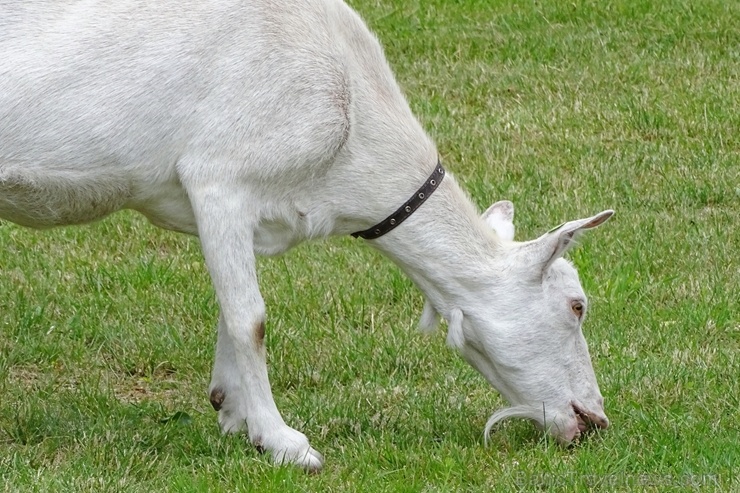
[[368, 172, 500, 320]]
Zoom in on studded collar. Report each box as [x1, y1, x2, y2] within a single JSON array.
[[351, 161, 445, 240]]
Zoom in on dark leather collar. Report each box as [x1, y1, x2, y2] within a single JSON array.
[[351, 161, 445, 240]]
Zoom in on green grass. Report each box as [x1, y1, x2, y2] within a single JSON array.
[[2, 0, 738, 491]]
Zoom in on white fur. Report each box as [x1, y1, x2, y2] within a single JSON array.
[[418, 300, 440, 333], [1, 0, 613, 469], [446, 308, 465, 350]]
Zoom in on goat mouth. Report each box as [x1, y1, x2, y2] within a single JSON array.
[[572, 403, 592, 432], [484, 403, 607, 445]]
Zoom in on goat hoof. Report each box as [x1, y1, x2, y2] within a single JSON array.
[[264, 427, 324, 472]]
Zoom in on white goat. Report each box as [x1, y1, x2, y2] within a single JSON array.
[[1, 0, 613, 471]]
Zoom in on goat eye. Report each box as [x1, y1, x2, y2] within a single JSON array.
[[571, 301, 584, 317]]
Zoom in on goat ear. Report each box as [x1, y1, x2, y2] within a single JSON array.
[[535, 210, 614, 271], [482, 200, 515, 241], [446, 308, 465, 350], [418, 299, 440, 333]]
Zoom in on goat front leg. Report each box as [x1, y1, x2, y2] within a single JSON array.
[[188, 184, 323, 472]]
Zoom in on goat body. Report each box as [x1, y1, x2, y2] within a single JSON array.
[[1, 0, 612, 470]]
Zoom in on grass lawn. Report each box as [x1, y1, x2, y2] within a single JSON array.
[[1, 0, 738, 491]]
